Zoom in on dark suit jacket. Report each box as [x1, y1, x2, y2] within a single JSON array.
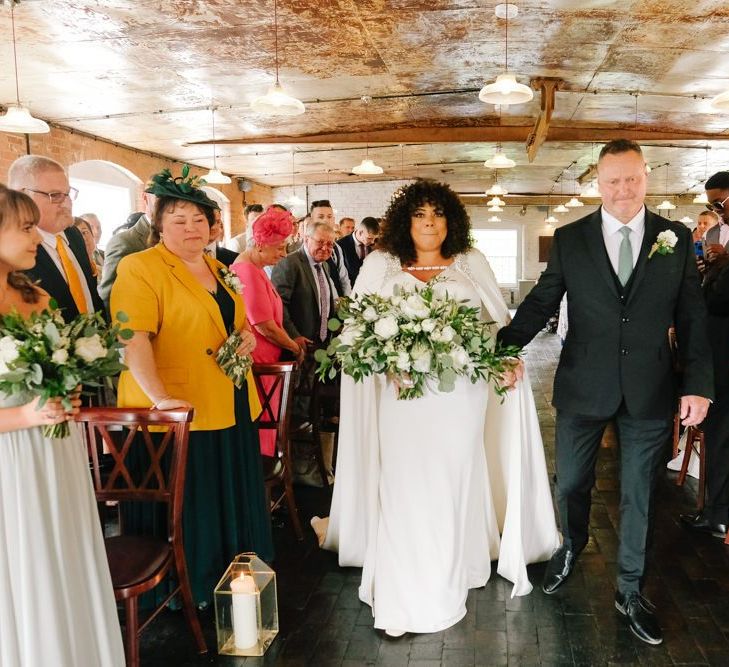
[[337, 233, 364, 285], [270, 247, 336, 342], [702, 261, 729, 394], [215, 246, 239, 267], [498, 208, 713, 419], [27, 225, 105, 319]]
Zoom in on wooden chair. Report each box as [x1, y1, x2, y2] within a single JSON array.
[[77, 407, 206, 667], [252, 362, 304, 540], [675, 425, 707, 511]]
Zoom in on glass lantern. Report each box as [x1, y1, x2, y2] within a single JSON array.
[[214, 553, 278, 656]]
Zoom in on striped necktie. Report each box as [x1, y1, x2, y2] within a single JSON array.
[[55, 235, 88, 313], [314, 263, 330, 341]]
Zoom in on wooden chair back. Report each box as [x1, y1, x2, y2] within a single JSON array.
[[252, 361, 296, 460]]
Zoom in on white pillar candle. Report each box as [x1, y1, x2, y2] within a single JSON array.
[[230, 573, 258, 649]]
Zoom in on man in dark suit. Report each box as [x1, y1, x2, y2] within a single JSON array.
[[338, 216, 380, 285], [498, 139, 713, 646], [681, 171, 729, 540], [8, 155, 104, 318], [206, 208, 238, 267], [271, 221, 337, 352]]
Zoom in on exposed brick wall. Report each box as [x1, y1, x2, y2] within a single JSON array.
[[0, 127, 272, 237]]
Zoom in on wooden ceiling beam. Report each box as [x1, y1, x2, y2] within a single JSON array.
[[526, 78, 563, 163], [196, 125, 729, 146]]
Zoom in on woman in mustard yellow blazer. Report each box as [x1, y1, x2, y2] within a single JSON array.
[[111, 168, 272, 606]]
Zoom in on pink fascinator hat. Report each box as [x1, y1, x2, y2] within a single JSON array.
[[252, 206, 294, 246]]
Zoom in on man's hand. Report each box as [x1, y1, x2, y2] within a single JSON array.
[[705, 243, 727, 263], [680, 395, 710, 427]]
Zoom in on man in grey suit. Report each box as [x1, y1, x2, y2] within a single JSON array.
[[498, 139, 713, 646], [98, 190, 156, 308], [271, 221, 338, 352]]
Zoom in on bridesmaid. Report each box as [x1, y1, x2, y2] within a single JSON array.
[[0, 185, 124, 666], [231, 206, 305, 456]]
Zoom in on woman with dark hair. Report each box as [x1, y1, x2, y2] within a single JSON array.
[[314, 179, 559, 636], [0, 185, 124, 666], [111, 168, 273, 607], [73, 216, 103, 277]]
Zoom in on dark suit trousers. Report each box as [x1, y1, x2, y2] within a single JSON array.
[[555, 407, 671, 594], [703, 390, 729, 525]]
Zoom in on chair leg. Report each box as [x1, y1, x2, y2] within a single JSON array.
[[283, 473, 304, 540], [124, 597, 140, 667], [677, 427, 695, 487], [174, 549, 208, 654], [672, 410, 681, 458], [697, 432, 706, 512]]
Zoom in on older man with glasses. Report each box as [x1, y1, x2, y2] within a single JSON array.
[[7, 155, 104, 318]]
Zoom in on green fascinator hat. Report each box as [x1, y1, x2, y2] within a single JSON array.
[[145, 164, 220, 210]]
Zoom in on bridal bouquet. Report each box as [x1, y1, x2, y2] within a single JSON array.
[[216, 330, 253, 389], [0, 307, 132, 438], [315, 280, 520, 400]]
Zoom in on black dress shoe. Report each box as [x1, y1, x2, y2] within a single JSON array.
[[680, 512, 728, 539], [542, 545, 576, 595], [615, 591, 663, 646]]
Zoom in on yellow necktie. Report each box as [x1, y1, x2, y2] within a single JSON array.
[[55, 235, 88, 314]]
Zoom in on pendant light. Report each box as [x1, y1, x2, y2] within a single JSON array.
[[565, 197, 584, 208], [487, 196, 506, 207], [250, 0, 305, 116], [488, 204, 503, 212], [351, 96, 384, 176], [544, 214, 558, 224], [479, 4, 533, 106], [488, 215, 501, 223], [680, 215, 694, 224], [203, 106, 231, 184], [287, 151, 305, 208], [693, 147, 710, 203], [486, 181, 508, 196], [484, 147, 515, 169], [656, 163, 676, 211], [0, 3, 49, 134], [554, 203, 569, 213]]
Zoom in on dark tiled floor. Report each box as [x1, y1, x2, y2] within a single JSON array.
[[141, 332, 729, 666]]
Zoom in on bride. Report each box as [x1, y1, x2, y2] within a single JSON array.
[[313, 179, 560, 636], [0, 185, 124, 666]]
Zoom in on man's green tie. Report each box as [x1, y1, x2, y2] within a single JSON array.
[[618, 226, 633, 286]]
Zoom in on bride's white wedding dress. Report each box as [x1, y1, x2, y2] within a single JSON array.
[[319, 249, 560, 633], [0, 392, 125, 667]]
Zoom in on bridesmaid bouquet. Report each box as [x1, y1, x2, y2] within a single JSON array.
[[315, 280, 520, 400], [215, 330, 253, 389], [0, 307, 132, 438]]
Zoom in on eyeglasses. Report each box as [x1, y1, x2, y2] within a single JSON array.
[[706, 194, 729, 213], [24, 187, 78, 204]]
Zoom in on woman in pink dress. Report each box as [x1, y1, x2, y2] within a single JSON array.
[[231, 206, 305, 455]]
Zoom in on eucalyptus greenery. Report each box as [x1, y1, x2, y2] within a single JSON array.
[[0, 305, 133, 438], [315, 280, 520, 400]]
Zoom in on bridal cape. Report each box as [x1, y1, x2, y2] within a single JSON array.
[[321, 249, 560, 599]]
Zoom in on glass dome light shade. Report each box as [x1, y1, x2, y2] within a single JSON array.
[[250, 82, 305, 116], [484, 150, 515, 169], [544, 214, 558, 224], [488, 215, 501, 222], [693, 192, 709, 204], [554, 204, 569, 213], [486, 183, 508, 196], [204, 168, 231, 184], [656, 199, 676, 211], [487, 196, 506, 207], [479, 73, 534, 106], [351, 158, 384, 175], [488, 204, 503, 212], [565, 197, 584, 208], [0, 105, 50, 134]]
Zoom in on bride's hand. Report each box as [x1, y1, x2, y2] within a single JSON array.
[[499, 358, 524, 391], [22, 395, 79, 428]]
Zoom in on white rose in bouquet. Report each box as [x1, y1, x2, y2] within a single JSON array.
[[401, 294, 430, 319], [0, 335, 20, 374], [411, 344, 432, 373], [75, 334, 108, 363], [449, 345, 470, 371], [433, 325, 455, 343], [421, 319, 436, 333], [51, 349, 69, 365], [338, 325, 365, 347], [395, 350, 411, 371], [362, 306, 379, 322], [374, 316, 399, 340]]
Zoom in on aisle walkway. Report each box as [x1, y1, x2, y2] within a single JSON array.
[[143, 331, 729, 666]]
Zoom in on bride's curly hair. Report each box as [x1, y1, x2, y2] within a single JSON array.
[[377, 179, 472, 265], [0, 185, 42, 304]]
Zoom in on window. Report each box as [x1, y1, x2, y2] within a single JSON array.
[[70, 178, 132, 249], [471, 229, 518, 285]]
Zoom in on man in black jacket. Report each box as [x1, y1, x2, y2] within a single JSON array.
[[8, 155, 104, 318], [498, 139, 713, 646], [337, 216, 380, 285], [681, 171, 729, 540]]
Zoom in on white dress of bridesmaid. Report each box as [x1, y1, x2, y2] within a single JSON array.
[[319, 249, 560, 634], [0, 392, 125, 667]]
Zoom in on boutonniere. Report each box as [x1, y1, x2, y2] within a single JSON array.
[[648, 230, 678, 259], [218, 267, 244, 294]]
